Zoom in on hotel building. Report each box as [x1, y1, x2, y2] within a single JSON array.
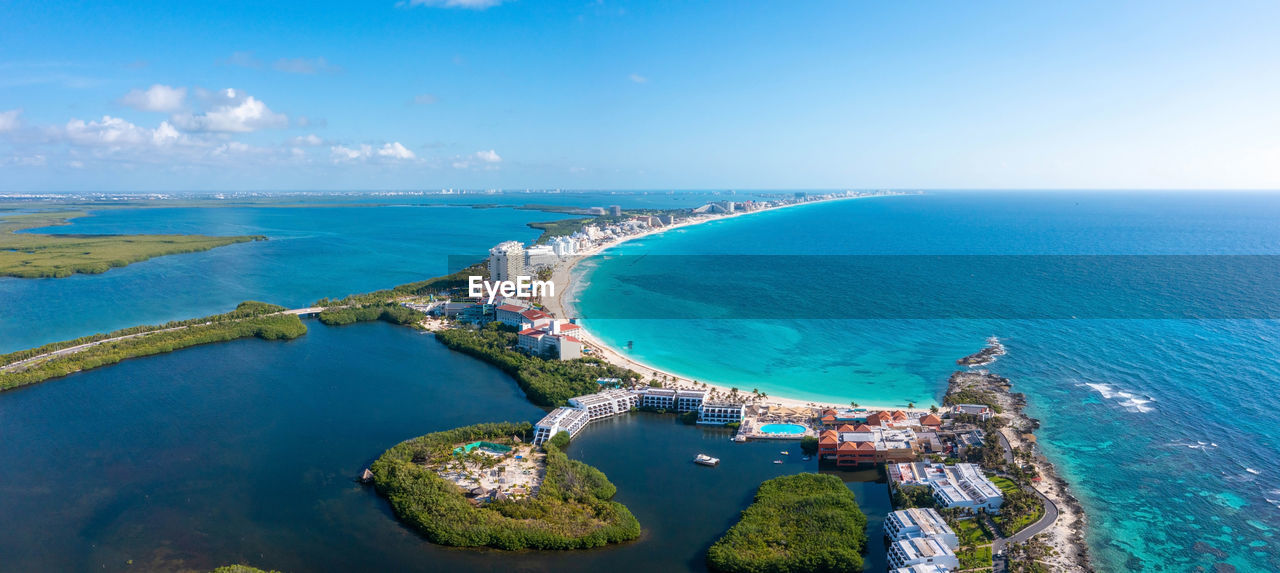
[[951, 403, 994, 421], [891, 565, 950, 573], [517, 319, 584, 360], [675, 389, 706, 412], [885, 508, 958, 550], [697, 401, 745, 425], [817, 425, 919, 466], [889, 462, 1004, 513], [632, 388, 707, 412], [533, 407, 590, 445], [488, 241, 526, 282], [888, 537, 959, 571], [569, 389, 639, 422]]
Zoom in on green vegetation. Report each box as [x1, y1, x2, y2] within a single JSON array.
[[706, 473, 867, 573], [944, 389, 1004, 414], [434, 323, 638, 406], [318, 303, 424, 327], [989, 476, 1022, 496], [0, 210, 264, 279], [950, 517, 994, 547], [891, 484, 937, 510], [0, 302, 305, 391], [958, 544, 993, 570], [210, 566, 281, 573], [800, 436, 819, 455], [370, 422, 640, 550], [314, 262, 487, 307], [527, 217, 607, 244], [992, 487, 1045, 537]]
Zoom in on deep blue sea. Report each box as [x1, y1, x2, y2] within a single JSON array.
[[575, 191, 1280, 571], [2, 191, 1279, 571]]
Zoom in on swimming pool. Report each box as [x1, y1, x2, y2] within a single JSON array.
[[757, 423, 807, 435]]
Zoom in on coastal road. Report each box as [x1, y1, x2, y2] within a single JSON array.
[[991, 429, 1061, 566]]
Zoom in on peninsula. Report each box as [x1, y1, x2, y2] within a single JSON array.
[[0, 210, 265, 279]]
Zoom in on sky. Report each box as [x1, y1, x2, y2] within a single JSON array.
[[1, 0, 1278, 191]]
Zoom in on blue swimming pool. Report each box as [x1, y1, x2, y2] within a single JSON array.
[[758, 423, 807, 435]]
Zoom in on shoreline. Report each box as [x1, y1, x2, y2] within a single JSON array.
[[542, 193, 932, 413]]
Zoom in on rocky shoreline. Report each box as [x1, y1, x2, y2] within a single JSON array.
[[948, 340, 1094, 573]]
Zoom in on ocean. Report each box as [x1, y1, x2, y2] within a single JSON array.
[[2, 190, 1278, 571], [575, 191, 1280, 571]]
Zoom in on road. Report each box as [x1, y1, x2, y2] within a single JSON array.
[[2, 306, 325, 372], [991, 428, 1061, 569]]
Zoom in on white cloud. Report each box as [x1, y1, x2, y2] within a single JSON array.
[[377, 142, 416, 159], [65, 116, 155, 146], [475, 149, 501, 163], [404, 0, 506, 8], [120, 84, 187, 112], [291, 134, 324, 146], [273, 57, 338, 74], [3, 154, 46, 167], [412, 93, 439, 105], [0, 109, 21, 132], [628, 73, 648, 84], [172, 88, 287, 133], [451, 149, 502, 169], [330, 142, 416, 163]]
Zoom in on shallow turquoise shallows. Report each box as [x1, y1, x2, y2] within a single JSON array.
[[575, 191, 1280, 572], [758, 423, 807, 435]]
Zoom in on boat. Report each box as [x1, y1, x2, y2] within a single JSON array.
[[773, 460, 784, 464], [801, 456, 811, 461], [780, 451, 789, 455], [694, 454, 720, 467]]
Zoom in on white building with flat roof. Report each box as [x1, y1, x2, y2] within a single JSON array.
[[488, 241, 526, 283], [524, 244, 558, 269], [932, 464, 1004, 513], [675, 389, 706, 412], [533, 407, 590, 445], [636, 387, 677, 410], [698, 401, 745, 425], [885, 508, 958, 550], [569, 389, 638, 422], [888, 537, 959, 571], [891, 565, 950, 573]]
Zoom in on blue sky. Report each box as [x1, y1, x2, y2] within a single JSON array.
[[1, 0, 1278, 191]]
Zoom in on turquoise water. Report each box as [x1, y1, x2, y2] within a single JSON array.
[[576, 192, 1280, 571], [0, 205, 569, 353], [758, 423, 807, 434]]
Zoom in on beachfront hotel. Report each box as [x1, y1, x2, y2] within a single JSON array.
[[817, 424, 919, 466], [487, 241, 526, 282], [631, 387, 707, 412], [532, 407, 590, 445], [568, 389, 639, 422], [697, 401, 745, 425], [885, 508, 959, 550], [889, 462, 1004, 513], [517, 319, 584, 360], [950, 403, 994, 421], [888, 537, 960, 571]]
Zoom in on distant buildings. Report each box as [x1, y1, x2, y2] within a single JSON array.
[[609, 205, 622, 216], [889, 462, 1005, 513], [524, 244, 558, 269], [698, 401, 745, 425], [488, 241, 526, 282], [549, 236, 577, 257]]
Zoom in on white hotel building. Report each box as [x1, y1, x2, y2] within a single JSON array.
[[885, 508, 958, 550], [888, 537, 959, 571], [633, 388, 707, 412], [568, 389, 639, 422], [890, 461, 1004, 513], [697, 401, 745, 425], [532, 407, 590, 445]]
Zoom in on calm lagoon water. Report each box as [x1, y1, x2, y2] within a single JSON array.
[[0, 321, 890, 572], [576, 192, 1280, 571]]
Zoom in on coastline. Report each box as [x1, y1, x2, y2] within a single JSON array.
[[542, 194, 930, 413]]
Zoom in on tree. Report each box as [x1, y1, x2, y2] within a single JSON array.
[[908, 402, 915, 409], [850, 401, 859, 408], [930, 404, 939, 414], [800, 436, 819, 455]]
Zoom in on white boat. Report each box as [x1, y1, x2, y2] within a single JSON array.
[[780, 451, 790, 455], [694, 454, 720, 467], [773, 460, 784, 464]]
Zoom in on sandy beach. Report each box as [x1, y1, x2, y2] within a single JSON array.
[[540, 193, 930, 414]]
